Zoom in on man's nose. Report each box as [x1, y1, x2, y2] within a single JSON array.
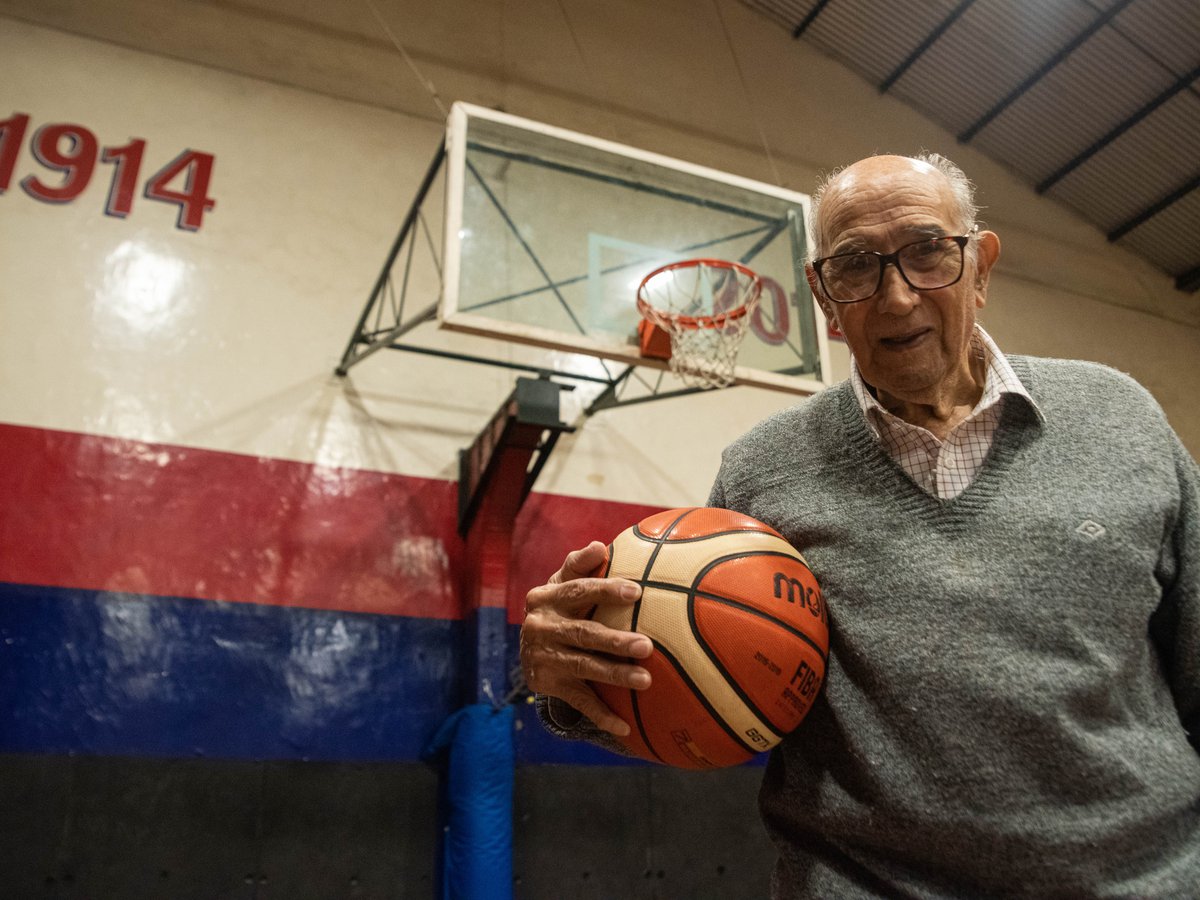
[[874, 260, 919, 313]]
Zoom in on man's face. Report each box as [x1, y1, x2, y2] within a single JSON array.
[[807, 157, 999, 404]]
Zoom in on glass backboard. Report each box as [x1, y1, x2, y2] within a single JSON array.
[[439, 103, 830, 395]]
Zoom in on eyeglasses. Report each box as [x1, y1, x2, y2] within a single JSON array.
[[812, 233, 974, 304]]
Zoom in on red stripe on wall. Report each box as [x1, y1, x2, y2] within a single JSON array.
[[0, 423, 669, 622], [0, 423, 463, 618]]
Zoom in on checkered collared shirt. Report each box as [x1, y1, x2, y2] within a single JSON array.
[[849, 327, 1042, 500]]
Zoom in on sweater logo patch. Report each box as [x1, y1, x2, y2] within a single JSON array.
[[1075, 519, 1106, 540]]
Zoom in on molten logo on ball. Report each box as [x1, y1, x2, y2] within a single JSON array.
[[590, 507, 829, 769]]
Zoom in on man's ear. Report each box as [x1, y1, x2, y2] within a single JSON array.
[[806, 265, 835, 323], [973, 230, 1001, 309]]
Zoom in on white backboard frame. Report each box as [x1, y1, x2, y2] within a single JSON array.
[[439, 102, 831, 396]]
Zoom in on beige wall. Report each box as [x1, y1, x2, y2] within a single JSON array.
[[1, 7, 1196, 515]]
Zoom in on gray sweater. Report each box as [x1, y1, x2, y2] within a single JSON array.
[[708, 356, 1200, 897]]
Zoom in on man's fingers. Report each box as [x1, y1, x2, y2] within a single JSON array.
[[522, 606, 652, 661], [560, 616, 653, 660], [521, 539, 656, 739], [526, 643, 652, 692], [551, 541, 610, 583], [526, 574, 642, 617], [559, 683, 635, 737]]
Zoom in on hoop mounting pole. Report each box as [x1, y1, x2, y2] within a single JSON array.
[[458, 377, 575, 703]]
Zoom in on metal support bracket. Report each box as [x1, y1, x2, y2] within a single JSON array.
[[457, 377, 575, 537], [335, 143, 446, 376]]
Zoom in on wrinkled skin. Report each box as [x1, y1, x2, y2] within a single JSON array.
[[808, 155, 1001, 439], [519, 541, 652, 735]]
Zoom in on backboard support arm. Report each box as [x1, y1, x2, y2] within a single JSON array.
[[336, 142, 447, 376]]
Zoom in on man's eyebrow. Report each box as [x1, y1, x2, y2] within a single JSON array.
[[897, 224, 950, 241], [828, 238, 868, 255], [828, 224, 950, 255]]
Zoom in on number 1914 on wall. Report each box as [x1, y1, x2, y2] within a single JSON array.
[[0, 112, 216, 231]]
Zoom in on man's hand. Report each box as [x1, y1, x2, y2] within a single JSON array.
[[520, 541, 653, 736]]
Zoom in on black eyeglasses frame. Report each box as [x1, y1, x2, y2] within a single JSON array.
[[812, 233, 974, 305]]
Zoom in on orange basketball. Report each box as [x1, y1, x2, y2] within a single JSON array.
[[590, 507, 828, 769]]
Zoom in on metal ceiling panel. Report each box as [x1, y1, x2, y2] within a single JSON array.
[[970, 26, 1176, 183], [1115, 187, 1200, 278], [739, 0, 1200, 291], [1036, 65, 1199, 193], [888, 0, 1103, 136], [1113, 0, 1200, 73], [1047, 90, 1200, 233], [793, 0, 960, 85]]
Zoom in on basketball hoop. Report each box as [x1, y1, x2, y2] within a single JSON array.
[[636, 258, 763, 389]]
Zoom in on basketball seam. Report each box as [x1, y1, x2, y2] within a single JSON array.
[[631, 508, 696, 634], [691, 550, 826, 617], [685, 594, 821, 738], [639, 550, 828, 661], [683, 586, 829, 663], [631, 527, 786, 545], [601, 542, 615, 578], [685, 550, 827, 736], [643, 638, 761, 762], [629, 687, 665, 765]]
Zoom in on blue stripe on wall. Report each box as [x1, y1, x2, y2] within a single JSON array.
[[0, 583, 673, 765], [0, 583, 464, 761]]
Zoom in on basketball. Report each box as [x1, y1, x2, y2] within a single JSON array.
[[589, 507, 828, 769]]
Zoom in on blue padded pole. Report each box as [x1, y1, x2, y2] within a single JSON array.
[[426, 704, 515, 899], [438, 379, 570, 898]]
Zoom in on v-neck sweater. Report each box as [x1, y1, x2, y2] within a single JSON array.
[[708, 355, 1200, 897]]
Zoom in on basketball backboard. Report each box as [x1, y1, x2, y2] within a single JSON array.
[[439, 103, 831, 395]]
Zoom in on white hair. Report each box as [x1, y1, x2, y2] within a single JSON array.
[[808, 152, 980, 260]]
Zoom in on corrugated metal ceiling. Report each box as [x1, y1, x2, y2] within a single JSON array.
[[741, 0, 1200, 292]]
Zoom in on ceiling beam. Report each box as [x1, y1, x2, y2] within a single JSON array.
[[1107, 173, 1200, 242], [1175, 266, 1200, 293], [880, 0, 977, 93], [1038, 65, 1200, 194], [958, 0, 1136, 143], [792, 0, 833, 39]]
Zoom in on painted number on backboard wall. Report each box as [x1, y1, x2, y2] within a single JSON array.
[[0, 112, 216, 231]]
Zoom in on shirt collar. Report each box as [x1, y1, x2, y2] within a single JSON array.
[[849, 325, 1043, 435]]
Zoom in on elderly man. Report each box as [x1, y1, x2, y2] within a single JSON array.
[[521, 154, 1200, 897]]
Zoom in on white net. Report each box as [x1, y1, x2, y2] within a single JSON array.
[[637, 259, 763, 389]]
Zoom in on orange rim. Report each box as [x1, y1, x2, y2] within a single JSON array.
[[636, 258, 763, 331]]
